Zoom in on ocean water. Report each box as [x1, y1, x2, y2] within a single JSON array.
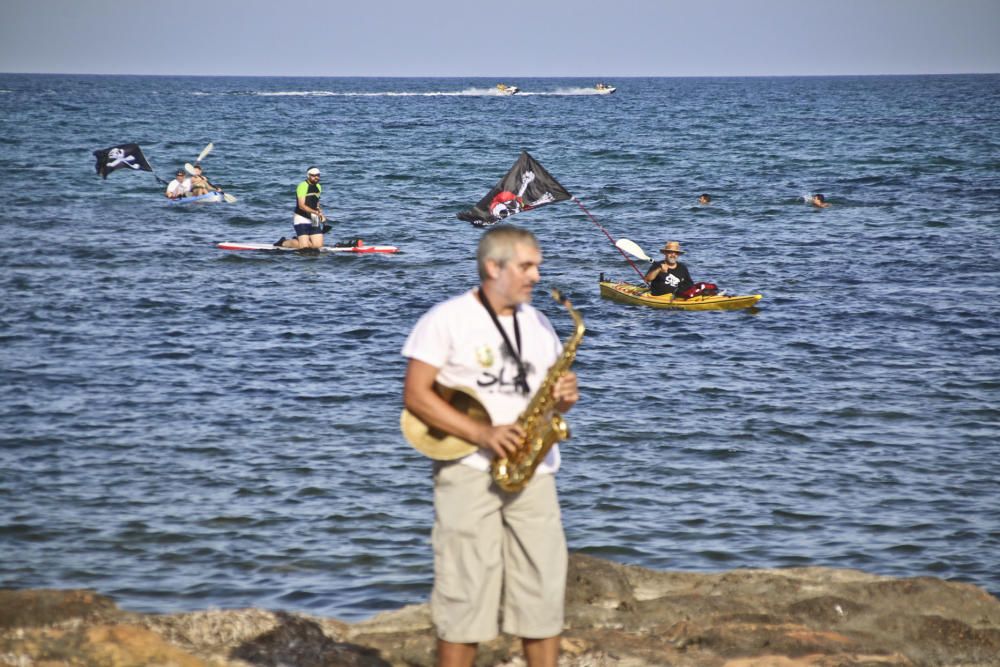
[[1, 74, 998, 621]]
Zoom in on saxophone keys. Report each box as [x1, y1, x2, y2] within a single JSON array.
[[551, 414, 569, 441]]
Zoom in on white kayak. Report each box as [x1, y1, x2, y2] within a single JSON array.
[[168, 192, 235, 205], [218, 240, 399, 254]]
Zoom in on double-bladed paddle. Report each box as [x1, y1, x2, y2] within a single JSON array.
[[614, 238, 652, 262]]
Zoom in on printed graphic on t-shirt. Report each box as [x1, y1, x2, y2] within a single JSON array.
[[475, 341, 535, 395], [474, 344, 494, 368]]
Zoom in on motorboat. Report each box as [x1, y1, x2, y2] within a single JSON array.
[[496, 83, 519, 95], [594, 82, 617, 94]]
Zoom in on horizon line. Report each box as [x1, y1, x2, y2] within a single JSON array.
[[1, 70, 998, 79]]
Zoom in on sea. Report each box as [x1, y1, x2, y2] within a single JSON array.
[[1, 74, 998, 621]]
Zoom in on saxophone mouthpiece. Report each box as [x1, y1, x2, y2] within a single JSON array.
[[551, 288, 567, 305]]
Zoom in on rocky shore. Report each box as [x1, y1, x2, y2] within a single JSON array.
[[2, 554, 999, 666]]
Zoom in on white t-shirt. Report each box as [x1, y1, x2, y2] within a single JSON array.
[[402, 289, 564, 474], [166, 177, 191, 197]]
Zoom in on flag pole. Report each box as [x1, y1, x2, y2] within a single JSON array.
[[142, 150, 169, 186], [572, 197, 647, 281]]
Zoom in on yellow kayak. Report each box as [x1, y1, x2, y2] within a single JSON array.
[[599, 280, 762, 311]]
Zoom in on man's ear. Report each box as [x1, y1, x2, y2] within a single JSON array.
[[484, 258, 502, 280]]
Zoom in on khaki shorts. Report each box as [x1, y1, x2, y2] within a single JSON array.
[[431, 463, 567, 643]]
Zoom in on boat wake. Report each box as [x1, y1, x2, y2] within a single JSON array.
[[251, 88, 520, 97], [234, 88, 615, 97], [541, 87, 616, 95]]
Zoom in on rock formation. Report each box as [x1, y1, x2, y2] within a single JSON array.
[[2, 554, 998, 666]]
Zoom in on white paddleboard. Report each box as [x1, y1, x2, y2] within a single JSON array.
[[218, 241, 399, 254]]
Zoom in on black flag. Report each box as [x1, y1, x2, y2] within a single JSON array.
[[457, 151, 572, 227], [93, 143, 154, 179]]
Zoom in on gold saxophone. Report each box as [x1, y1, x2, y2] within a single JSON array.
[[492, 288, 585, 492], [400, 289, 586, 493]]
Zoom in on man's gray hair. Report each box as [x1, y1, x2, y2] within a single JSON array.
[[476, 225, 540, 281]]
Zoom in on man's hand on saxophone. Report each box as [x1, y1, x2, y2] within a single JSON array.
[[475, 369, 577, 458], [552, 371, 579, 414], [477, 423, 526, 458]]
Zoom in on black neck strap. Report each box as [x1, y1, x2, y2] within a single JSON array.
[[479, 288, 529, 395]]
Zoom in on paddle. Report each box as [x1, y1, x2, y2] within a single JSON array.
[[184, 143, 237, 203], [570, 197, 647, 281], [195, 142, 214, 164], [615, 238, 652, 262], [183, 163, 238, 203]]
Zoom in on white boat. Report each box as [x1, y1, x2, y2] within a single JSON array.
[[495, 83, 519, 96], [594, 82, 616, 95]]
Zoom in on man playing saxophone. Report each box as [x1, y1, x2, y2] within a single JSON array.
[[401, 225, 579, 667]]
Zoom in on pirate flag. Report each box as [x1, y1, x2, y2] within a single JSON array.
[[93, 143, 154, 179], [457, 151, 572, 227]]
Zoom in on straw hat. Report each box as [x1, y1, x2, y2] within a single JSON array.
[[661, 241, 685, 255]]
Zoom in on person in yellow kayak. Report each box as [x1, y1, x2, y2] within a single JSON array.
[[644, 241, 694, 297]]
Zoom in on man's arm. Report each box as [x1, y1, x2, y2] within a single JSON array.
[[297, 194, 325, 221], [644, 263, 663, 282], [403, 358, 523, 458]]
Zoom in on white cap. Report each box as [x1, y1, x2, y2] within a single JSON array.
[[307, 167, 321, 176]]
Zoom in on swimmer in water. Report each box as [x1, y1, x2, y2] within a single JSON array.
[[811, 193, 831, 208]]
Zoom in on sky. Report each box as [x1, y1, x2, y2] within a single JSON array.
[[1, 0, 998, 77]]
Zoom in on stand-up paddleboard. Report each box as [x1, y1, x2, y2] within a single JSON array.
[[169, 192, 230, 206], [218, 240, 399, 254]]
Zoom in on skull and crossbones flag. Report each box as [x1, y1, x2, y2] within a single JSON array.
[[457, 151, 572, 227], [93, 143, 154, 179]]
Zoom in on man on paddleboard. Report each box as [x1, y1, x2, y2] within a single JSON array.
[[402, 225, 579, 667], [275, 166, 330, 250], [644, 240, 694, 296]]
